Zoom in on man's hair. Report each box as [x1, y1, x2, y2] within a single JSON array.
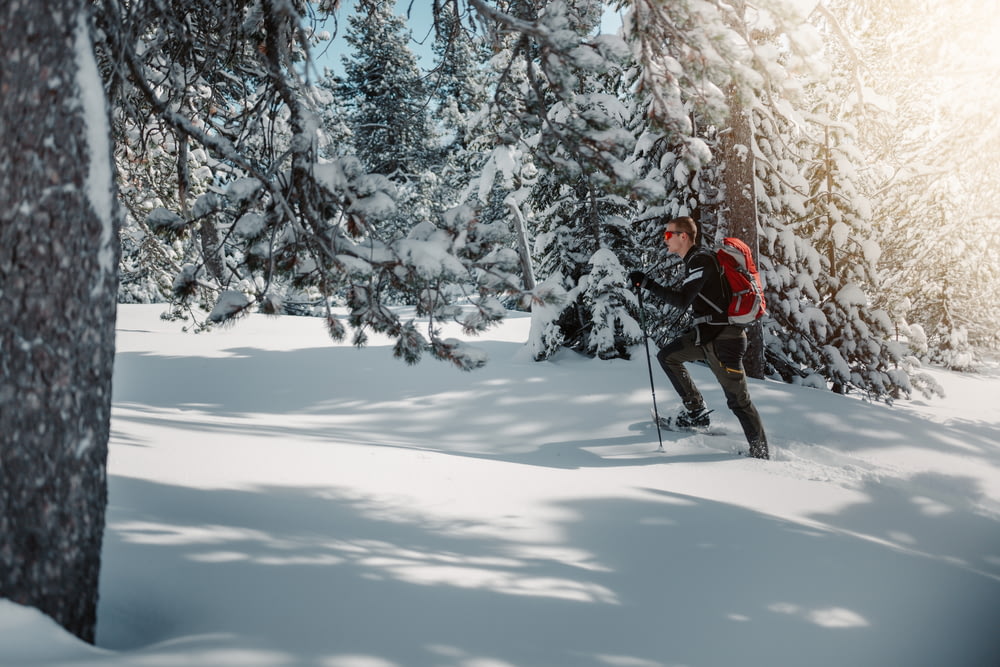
[[667, 216, 699, 245]]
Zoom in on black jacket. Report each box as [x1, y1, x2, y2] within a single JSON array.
[[644, 246, 728, 344]]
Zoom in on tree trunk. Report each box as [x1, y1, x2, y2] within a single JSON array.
[[720, 84, 765, 379], [712, 0, 765, 379], [505, 196, 536, 292], [1, 0, 119, 643]]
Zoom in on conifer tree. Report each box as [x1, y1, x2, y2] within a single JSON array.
[[736, 2, 922, 398], [429, 1, 490, 176], [341, 0, 438, 180], [103, 0, 525, 362], [618, 0, 925, 398], [756, 101, 914, 397], [827, 0, 999, 365], [473, 0, 645, 360], [340, 0, 441, 244]]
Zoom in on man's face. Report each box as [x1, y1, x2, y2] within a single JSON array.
[[664, 226, 685, 255]]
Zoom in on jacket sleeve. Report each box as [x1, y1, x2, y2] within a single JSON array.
[[644, 253, 711, 311]]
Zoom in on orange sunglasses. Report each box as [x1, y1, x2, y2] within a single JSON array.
[[663, 229, 684, 242]]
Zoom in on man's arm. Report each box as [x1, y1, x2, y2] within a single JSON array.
[[644, 253, 711, 311]]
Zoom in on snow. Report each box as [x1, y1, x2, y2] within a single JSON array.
[[348, 186, 396, 219], [226, 178, 262, 204], [75, 11, 115, 295], [192, 192, 222, 218], [3, 304, 999, 666], [234, 212, 267, 238], [145, 207, 184, 229], [394, 225, 469, 281], [835, 283, 868, 308], [481, 146, 519, 199], [207, 291, 251, 323]]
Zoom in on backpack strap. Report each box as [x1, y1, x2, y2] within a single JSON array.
[[696, 292, 723, 314]]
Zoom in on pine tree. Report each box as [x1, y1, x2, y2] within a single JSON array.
[[428, 1, 490, 176], [831, 0, 999, 366], [103, 0, 526, 360], [473, 0, 645, 360], [737, 2, 922, 398], [315, 73, 355, 161], [759, 101, 912, 397], [617, 0, 781, 358], [339, 0, 441, 245]]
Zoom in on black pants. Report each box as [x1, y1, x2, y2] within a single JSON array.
[[656, 327, 769, 458]]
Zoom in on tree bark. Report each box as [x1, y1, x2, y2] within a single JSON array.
[[505, 196, 536, 292], [720, 84, 766, 380], [718, 0, 765, 379], [1, 0, 119, 643]]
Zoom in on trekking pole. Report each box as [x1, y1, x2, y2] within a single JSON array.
[[635, 284, 664, 452]]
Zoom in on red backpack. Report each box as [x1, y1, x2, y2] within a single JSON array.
[[700, 237, 767, 326]]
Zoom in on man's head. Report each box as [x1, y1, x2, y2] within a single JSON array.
[[664, 216, 698, 257]]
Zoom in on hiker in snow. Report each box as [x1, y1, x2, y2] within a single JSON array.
[[628, 216, 770, 460]]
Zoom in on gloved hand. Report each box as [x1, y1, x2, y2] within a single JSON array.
[[628, 270, 646, 288]]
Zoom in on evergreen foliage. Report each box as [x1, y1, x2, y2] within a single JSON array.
[[473, 0, 648, 360], [615, 0, 929, 397], [340, 0, 438, 182], [824, 0, 997, 367], [100, 0, 532, 369], [104, 0, 1000, 390], [338, 0, 442, 248]]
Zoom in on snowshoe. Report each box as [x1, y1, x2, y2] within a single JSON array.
[[650, 408, 725, 436], [674, 406, 712, 429]]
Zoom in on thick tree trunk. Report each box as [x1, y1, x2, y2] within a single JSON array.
[[720, 90, 765, 379], [720, 95, 765, 380], [716, 0, 765, 380], [1, 0, 119, 643]]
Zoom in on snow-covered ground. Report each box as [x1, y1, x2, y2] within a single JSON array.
[[3, 304, 999, 666]]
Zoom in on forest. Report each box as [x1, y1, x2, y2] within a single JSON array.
[[2, 0, 999, 644], [110, 0, 1000, 401]]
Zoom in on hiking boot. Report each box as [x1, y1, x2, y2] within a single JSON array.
[[675, 406, 712, 429], [749, 440, 769, 460]]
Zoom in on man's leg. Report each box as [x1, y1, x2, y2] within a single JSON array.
[[656, 330, 708, 412], [705, 329, 769, 459]]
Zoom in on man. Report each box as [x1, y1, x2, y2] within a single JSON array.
[[629, 216, 769, 460]]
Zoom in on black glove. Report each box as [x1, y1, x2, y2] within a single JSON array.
[[628, 270, 646, 288]]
